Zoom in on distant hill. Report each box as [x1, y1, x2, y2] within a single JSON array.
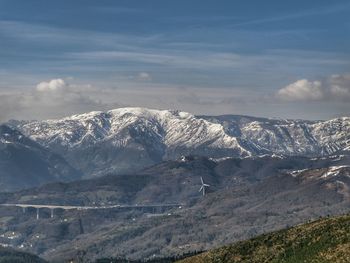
[[0, 246, 47, 263], [0, 125, 82, 191], [178, 214, 350, 263]]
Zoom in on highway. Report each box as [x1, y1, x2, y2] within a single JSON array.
[[0, 203, 183, 219], [0, 203, 183, 211]]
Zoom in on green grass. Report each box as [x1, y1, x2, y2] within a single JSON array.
[[178, 214, 350, 263]]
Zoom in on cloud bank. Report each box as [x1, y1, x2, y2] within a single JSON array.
[[0, 73, 349, 123]]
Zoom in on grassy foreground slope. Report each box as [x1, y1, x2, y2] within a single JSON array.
[[0, 246, 47, 263], [178, 214, 350, 263]]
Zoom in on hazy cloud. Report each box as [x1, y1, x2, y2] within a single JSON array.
[[329, 74, 350, 99], [137, 72, 152, 81]]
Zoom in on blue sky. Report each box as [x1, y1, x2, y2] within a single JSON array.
[[0, 0, 349, 120]]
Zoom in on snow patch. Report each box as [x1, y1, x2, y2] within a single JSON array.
[[321, 165, 350, 178]]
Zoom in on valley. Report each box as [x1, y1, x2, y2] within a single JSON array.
[[0, 151, 349, 261]]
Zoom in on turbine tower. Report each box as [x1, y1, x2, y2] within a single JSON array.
[[199, 177, 210, 196]]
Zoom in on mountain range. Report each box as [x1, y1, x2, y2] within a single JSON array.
[[8, 107, 350, 179]]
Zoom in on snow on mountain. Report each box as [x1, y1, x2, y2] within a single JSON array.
[[321, 165, 350, 178], [204, 115, 350, 156], [21, 108, 248, 154], [14, 107, 350, 177], [288, 164, 350, 200], [287, 164, 350, 185]]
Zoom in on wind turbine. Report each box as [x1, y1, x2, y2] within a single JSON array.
[[199, 177, 210, 196]]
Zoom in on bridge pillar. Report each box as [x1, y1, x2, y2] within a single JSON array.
[[50, 208, 54, 218], [36, 208, 40, 220], [22, 207, 26, 214]]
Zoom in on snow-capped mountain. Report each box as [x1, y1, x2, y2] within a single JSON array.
[[14, 107, 350, 177]]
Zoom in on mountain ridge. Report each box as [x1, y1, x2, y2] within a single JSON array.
[[11, 107, 350, 177]]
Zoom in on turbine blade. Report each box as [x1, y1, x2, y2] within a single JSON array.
[[200, 177, 204, 184], [199, 186, 203, 192], [203, 184, 210, 187]]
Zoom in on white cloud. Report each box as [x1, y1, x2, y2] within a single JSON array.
[[36, 79, 67, 92], [277, 79, 324, 101], [277, 73, 350, 102]]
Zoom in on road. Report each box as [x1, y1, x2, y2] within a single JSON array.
[[0, 203, 183, 211]]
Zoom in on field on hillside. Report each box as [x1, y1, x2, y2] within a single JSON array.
[[179, 214, 350, 263]]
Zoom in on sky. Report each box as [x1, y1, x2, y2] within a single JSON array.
[[0, 0, 349, 121]]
